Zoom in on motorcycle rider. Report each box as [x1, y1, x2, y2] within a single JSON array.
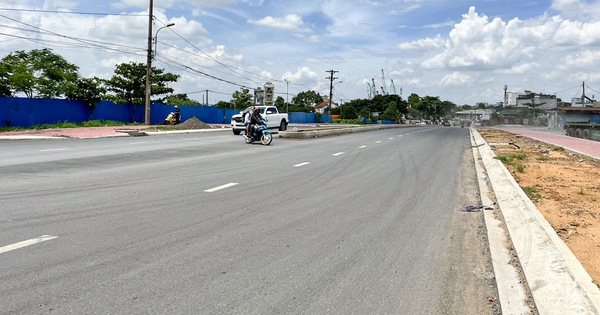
[[174, 106, 181, 124], [247, 106, 263, 139], [244, 107, 253, 139]]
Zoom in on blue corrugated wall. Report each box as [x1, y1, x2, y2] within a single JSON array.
[[0, 97, 320, 128]]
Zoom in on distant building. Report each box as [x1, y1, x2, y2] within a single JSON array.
[[455, 109, 493, 122], [264, 82, 275, 107], [515, 91, 557, 109], [504, 92, 520, 107], [254, 87, 264, 106], [315, 98, 339, 114], [504, 90, 557, 109]]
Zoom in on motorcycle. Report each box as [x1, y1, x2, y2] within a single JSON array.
[[163, 111, 180, 125], [245, 119, 272, 145]]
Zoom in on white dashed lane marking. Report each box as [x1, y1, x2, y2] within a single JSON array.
[[333, 152, 345, 156], [39, 148, 67, 152], [359, 145, 367, 149], [293, 162, 311, 167], [204, 182, 239, 193], [0, 235, 58, 255]]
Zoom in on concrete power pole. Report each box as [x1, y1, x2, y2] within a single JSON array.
[[326, 70, 338, 123], [144, 0, 154, 125]]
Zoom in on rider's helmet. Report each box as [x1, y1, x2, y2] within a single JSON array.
[[254, 106, 259, 113]]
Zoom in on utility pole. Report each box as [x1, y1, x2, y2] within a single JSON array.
[[144, 0, 154, 125], [326, 70, 338, 123]]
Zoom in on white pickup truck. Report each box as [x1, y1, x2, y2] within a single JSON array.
[[230, 106, 288, 135]]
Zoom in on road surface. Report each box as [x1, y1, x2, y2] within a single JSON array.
[[0, 126, 498, 314]]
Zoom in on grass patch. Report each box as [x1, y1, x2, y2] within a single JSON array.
[[514, 163, 526, 173], [495, 155, 515, 164], [495, 151, 527, 166], [536, 156, 549, 162], [523, 186, 542, 200]]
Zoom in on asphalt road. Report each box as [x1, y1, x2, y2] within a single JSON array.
[[0, 127, 498, 314]]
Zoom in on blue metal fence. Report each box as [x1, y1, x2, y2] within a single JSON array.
[[0, 97, 327, 128]]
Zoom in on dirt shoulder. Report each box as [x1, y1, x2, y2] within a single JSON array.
[[477, 128, 600, 289]]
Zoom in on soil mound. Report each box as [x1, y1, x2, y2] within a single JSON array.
[[174, 116, 212, 129]]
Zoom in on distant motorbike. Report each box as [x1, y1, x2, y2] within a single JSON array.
[[245, 120, 272, 145], [163, 108, 181, 125]]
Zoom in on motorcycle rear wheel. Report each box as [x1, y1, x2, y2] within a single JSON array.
[[261, 133, 272, 145]]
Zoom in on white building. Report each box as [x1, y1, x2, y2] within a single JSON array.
[[504, 91, 520, 107]]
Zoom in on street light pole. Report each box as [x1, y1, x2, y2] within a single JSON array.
[[144, 0, 154, 126], [154, 23, 175, 57], [284, 78, 290, 113]]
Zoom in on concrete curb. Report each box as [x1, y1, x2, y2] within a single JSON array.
[[470, 129, 534, 313], [279, 124, 411, 139], [471, 128, 600, 314]]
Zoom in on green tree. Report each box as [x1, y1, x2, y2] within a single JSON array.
[[274, 96, 285, 111], [105, 62, 179, 122], [419, 96, 442, 121], [0, 48, 79, 98], [292, 90, 323, 107], [358, 108, 371, 119], [407, 93, 421, 110], [215, 101, 233, 109], [163, 94, 201, 106], [231, 88, 253, 110], [380, 101, 401, 122], [105, 62, 179, 105], [340, 105, 357, 119], [65, 77, 107, 119]]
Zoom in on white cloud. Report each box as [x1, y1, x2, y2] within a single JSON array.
[[248, 14, 311, 33], [439, 72, 472, 86], [398, 35, 446, 51], [552, 19, 600, 45], [550, 0, 600, 20], [421, 7, 547, 70], [282, 66, 318, 81]]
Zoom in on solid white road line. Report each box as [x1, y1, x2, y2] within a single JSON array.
[[333, 152, 345, 156], [39, 148, 67, 152], [204, 182, 239, 192], [293, 162, 311, 167], [0, 235, 58, 255]]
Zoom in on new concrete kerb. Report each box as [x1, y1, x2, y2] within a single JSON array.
[[471, 128, 600, 314], [279, 124, 410, 139]]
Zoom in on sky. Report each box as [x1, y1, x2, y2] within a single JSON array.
[[1, 0, 600, 106]]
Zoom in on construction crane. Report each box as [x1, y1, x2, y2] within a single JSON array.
[[372, 78, 378, 96], [367, 83, 373, 99], [381, 69, 388, 95], [390, 79, 397, 95]]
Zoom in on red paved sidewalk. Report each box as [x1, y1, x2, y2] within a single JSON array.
[[0, 126, 148, 139], [495, 126, 600, 159]]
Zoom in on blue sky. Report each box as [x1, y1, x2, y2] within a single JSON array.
[[1, 0, 600, 105]]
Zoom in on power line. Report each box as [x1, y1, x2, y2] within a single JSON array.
[[0, 8, 146, 17]]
